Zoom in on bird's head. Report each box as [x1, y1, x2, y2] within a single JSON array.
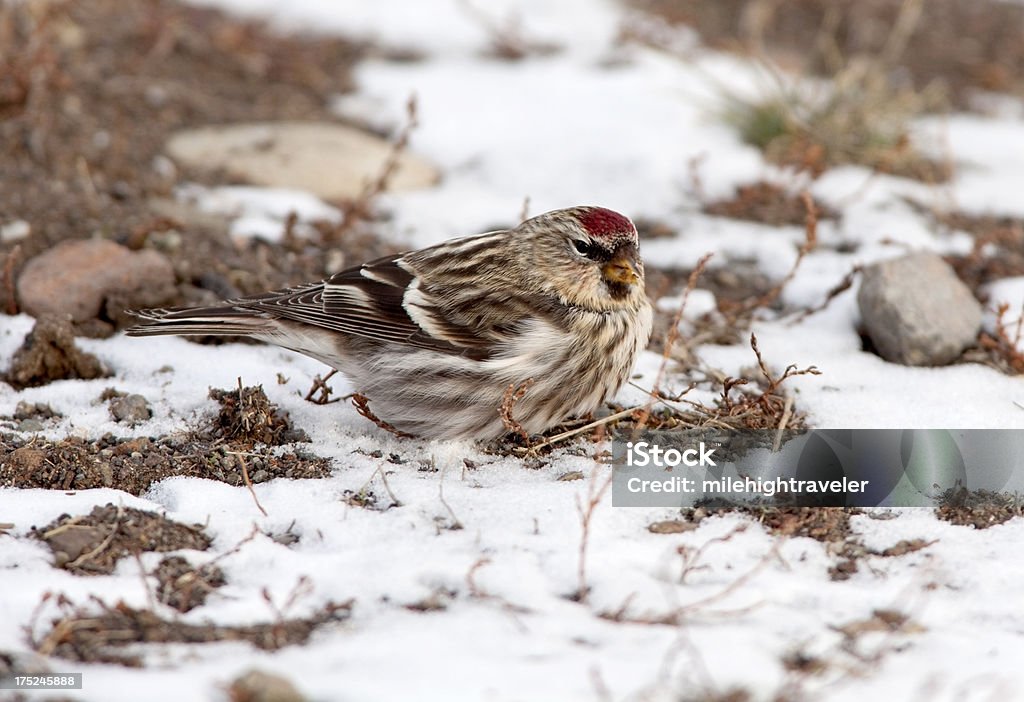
[[521, 206, 647, 312]]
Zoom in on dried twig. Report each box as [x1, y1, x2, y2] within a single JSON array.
[[678, 524, 749, 584], [744, 190, 818, 313], [979, 301, 1024, 374], [262, 575, 314, 621], [466, 558, 492, 598], [66, 504, 124, 570], [352, 393, 415, 438], [500, 379, 534, 441], [456, 0, 560, 60], [773, 393, 795, 452], [303, 369, 340, 404], [2, 244, 21, 315], [326, 95, 419, 243], [528, 407, 638, 453], [634, 253, 714, 432], [229, 451, 268, 517], [574, 467, 613, 604], [602, 538, 778, 626], [518, 196, 531, 223], [790, 265, 861, 324], [438, 477, 463, 531]]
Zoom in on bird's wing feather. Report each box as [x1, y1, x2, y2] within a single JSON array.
[[241, 254, 496, 359]]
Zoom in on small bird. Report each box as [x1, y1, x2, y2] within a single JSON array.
[[128, 206, 653, 439]]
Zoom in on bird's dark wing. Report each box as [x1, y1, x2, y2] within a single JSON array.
[[127, 224, 550, 362], [246, 254, 493, 358]]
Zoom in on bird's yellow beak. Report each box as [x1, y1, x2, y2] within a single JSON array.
[[601, 246, 640, 286]]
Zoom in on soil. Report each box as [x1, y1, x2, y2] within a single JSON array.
[[630, 0, 1024, 109], [32, 504, 212, 576], [0, 384, 331, 494], [154, 556, 226, 613], [0, 0, 398, 327], [941, 211, 1024, 294], [3, 316, 111, 389], [936, 487, 1024, 529], [704, 182, 837, 228]]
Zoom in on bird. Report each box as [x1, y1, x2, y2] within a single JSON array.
[[127, 206, 654, 440]]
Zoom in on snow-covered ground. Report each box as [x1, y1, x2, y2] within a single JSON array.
[[2, 0, 1024, 700]]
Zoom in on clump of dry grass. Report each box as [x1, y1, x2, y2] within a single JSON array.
[[627, 0, 952, 180], [720, 41, 949, 179]]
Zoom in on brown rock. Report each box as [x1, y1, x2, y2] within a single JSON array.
[[228, 670, 307, 702], [17, 239, 176, 325]]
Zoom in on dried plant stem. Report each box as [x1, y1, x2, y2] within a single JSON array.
[[229, 451, 268, 517], [745, 191, 818, 313], [773, 392, 794, 452], [66, 504, 124, 570], [303, 369, 339, 404], [500, 379, 534, 441], [635, 253, 714, 430], [529, 407, 638, 453], [575, 467, 613, 603], [2, 244, 21, 315], [352, 393, 415, 438]]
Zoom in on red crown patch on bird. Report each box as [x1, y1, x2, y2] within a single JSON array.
[[578, 207, 635, 241]]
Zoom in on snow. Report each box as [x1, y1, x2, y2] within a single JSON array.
[[3, 0, 1024, 700]]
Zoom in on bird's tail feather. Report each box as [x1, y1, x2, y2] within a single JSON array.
[[125, 307, 271, 338]]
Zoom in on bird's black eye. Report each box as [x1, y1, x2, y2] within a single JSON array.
[[572, 239, 599, 259]]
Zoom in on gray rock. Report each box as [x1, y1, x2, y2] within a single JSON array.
[[16, 419, 45, 432], [17, 239, 176, 324], [165, 122, 440, 200], [109, 394, 152, 424], [858, 252, 982, 365]]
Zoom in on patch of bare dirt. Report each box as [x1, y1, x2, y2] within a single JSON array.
[[154, 556, 226, 613], [942, 211, 1024, 294], [208, 383, 309, 447], [0, 0, 400, 327], [33, 504, 211, 576], [936, 487, 1024, 529], [646, 261, 778, 349], [0, 431, 329, 493], [678, 505, 858, 541], [0, 384, 330, 493], [747, 506, 859, 541], [630, 0, 1024, 109], [3, 316, 111, 389], [704, 182, 837, 227]]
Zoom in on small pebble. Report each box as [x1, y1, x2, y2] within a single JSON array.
[[110, 394, 152, 424]]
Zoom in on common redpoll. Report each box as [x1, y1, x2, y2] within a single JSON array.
[[128, 206, 653, 439]]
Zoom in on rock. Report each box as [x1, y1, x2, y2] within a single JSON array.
[[228, 670, 307, 702], [109, 394, 152, 424], [165, 122, 440, 200], [13, 402, 60, 420], [858, 252, 983, 365], [16, 419, 45, 432], [17, 239, 176, 327], [3, 315, 111, 389]]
